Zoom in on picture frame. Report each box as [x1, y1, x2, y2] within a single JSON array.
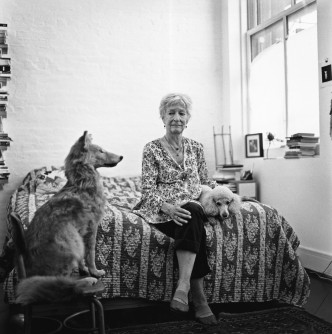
[[245, 133, 264, 158]]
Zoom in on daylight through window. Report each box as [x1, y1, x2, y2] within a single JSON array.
[[246, 0, 319, 144]]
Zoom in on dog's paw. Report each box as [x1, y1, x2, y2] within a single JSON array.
[[76, 277, 98, 287], [89, 268, 106, 278]]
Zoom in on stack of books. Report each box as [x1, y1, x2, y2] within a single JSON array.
[[0, 23, 10, 189], [0, 150, 9, 184], [0, 24, 8, 57], [284, 133, 319, 159], [0, 103, 6, 117], [213, 164, 243, 192], [0, 24, 7, 44], [0, 57, 10, 75], [0, 132, 11, 150]]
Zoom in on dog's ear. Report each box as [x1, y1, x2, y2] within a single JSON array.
[[202, 195, 219, 217], [81, 131, 92, 150], [199, 186, 219, 217], [200, 185, 212, 197], [229, 194, 242, 216]]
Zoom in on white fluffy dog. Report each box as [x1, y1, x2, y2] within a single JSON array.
[[199, 185, 242, 221]]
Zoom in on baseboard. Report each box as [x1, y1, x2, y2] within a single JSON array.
[[297, 246, 332, 277]]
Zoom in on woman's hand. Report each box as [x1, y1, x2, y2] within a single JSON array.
[[161, 202, 191, 226]]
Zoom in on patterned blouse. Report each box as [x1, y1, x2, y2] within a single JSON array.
[[133, 137, 217, 224]]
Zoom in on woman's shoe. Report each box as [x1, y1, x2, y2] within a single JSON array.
[[194, 304, 218, 325], [170, 289, 189, 313]]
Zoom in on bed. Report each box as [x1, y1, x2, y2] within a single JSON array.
[[0, 166, 310, 312]]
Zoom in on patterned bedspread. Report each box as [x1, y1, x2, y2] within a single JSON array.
[[0, 166, 310, 306]]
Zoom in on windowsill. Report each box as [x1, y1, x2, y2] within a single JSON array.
[[263, 146, 320, 160], [263, 156, 320, 160]]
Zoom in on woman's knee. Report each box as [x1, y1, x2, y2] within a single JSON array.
[[182, 201, 205, 216]]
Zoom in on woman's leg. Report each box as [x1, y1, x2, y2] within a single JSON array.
[[176, 249, 196, 294], [171, 202, 210, 313], [177, 203, 217, 324], [155, 202, 214, 319], [174, 202, 210, 278], [170, 250, 196, 312], [191, 277, 218, 325]]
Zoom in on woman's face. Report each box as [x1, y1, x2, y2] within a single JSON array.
[[163, 104, 189, 135]]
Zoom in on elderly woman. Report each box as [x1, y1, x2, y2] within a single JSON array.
[[133, 93, 217, 325]]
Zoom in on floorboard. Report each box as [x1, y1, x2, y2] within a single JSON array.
[[304, 271, 332, 323]]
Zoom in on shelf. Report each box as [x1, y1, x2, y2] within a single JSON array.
[[0, 23, 10, 190], [213, 178, 258, 200], [0, 177, 8, 190]]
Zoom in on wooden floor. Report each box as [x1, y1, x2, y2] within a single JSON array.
[[0, 270, 331, 333], [303, 270, 332, 323]]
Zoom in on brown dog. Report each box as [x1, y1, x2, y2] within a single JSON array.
[[16, 131, 123, 305]]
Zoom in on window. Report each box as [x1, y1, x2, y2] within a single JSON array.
[[246, 0, 319, 143]]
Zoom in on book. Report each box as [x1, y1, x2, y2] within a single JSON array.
[[284, 155, 300, 159], [0, 92, 8, 102], [287, 136, 319, 143], [301, 151, 315, 156], [286, 133, 319, 152], [0, 35, 7, 45], [284, 152, 301, 158], [0, 65, 10, 74], [291, 132, 315, 137], [0, 44, 8, 56], [0, 151, 4, 165], [0, 24, 7, 43], [219, 164, 244, 169]]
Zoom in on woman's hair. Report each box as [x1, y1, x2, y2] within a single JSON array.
[[159, 93, 192, 120]]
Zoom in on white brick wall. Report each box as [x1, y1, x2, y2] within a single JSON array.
[[0, 0, 225, 249]]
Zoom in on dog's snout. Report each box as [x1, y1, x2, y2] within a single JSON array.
[[119, 156, 123, 161], [221, 212, 229, 219]]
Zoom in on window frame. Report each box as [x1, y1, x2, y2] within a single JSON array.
[[245, 0, 317, 138]]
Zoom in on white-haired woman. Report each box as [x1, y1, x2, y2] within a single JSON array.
[[133, 93, 217, 325]]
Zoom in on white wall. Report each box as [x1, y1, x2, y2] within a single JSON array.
[[224, 0, 332, 274], [249, 0, 332, 274], [1, 0, 330, 274], [0, 0, 224, 250]]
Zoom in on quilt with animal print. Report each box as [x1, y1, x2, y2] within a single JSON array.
[[0, 166, 310, 306]]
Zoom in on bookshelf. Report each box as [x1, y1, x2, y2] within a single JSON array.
[[213, 175, 258, 200], [0, 23, 11, 190], [212, 125, 257, 199]]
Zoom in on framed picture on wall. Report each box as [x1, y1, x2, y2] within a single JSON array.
[[245, 133, 264, 158]]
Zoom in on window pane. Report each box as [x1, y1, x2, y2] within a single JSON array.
[[250, 21, 283, 61], [288, 3, 317, 36], [247, 0, 257, 30], [286, 6, 319, 135], [257, 0, 291, 25], [248, 40, 286, 139]]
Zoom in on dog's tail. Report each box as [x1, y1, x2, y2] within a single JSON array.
[[15, 276, 98, 305]]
